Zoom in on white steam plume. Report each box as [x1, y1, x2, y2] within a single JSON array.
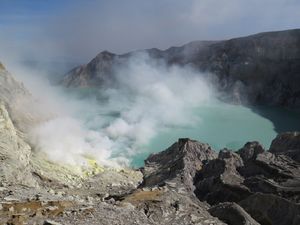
[[6, 53, 216, 167]]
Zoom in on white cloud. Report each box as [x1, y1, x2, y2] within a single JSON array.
[[1, 0, 299, 62]]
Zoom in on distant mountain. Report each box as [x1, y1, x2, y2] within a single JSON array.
[[62, 29, 300, 108]]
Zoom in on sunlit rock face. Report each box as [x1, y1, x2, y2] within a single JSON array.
[[142, 138, 217, 191], [0, 63, 41, 187], [0, 103, 37, 186], [63, 29, 300, 108], [0, 62, 105, 187], [0, 63, 34, 132]]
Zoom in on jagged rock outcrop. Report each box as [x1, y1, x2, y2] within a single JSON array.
[[62, 29, 300, 108], [142, 138, 217, 191], [194, 139, 300, 205], [270, 132, 300, 162], [192, 134, 300, 225], [140, 134, 300, 225], [62, 51, 117, 87], [237, 141, 265, 162], [135, 139, 224, 224], [194, 149, 251, 204]]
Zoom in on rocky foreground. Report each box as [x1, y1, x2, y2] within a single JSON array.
[[1, 131, 299, 225]]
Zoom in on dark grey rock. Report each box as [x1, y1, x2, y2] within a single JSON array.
[[209, 202, 259, 225], [239, 193, 300, 225], [142, 138, 217, 191], [270, 132, 300, 162], [194, 149, 251, 204], [237, 149, 300, 180], [237, 142, 265, 162]]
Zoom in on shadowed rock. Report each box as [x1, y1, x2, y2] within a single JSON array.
[[270, 132, 300, 162], [239, 193, 300, 225], [194, 149, 251, 204], [209, 202, 259, 225], [237, 141, 264, 162]]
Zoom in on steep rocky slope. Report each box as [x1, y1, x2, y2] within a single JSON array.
[[0, 63, 142, 189], [62, 29, 300, 108], [0, 63, 38, 186], [0, 103, 36, 186]]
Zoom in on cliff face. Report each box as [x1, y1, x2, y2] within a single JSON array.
[[62, 51, 117, 87], [62, 29, 300, 108], [185, 29, 300, 107], [0, 65, 38, 186]]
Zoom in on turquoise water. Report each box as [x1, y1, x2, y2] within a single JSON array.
[[131, 104, 297, 168], [62, 88, 300, 168]]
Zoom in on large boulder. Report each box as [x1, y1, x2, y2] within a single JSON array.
[[142, 138, 217, 191], [270, 132, 300, 162], [194, 149, 251, 204], [237, 141, 264, 162]]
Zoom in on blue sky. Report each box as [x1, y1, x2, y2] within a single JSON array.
[[0, 0, 300, 62]]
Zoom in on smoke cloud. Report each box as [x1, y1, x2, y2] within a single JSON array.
[[5, 53, 215, 167]]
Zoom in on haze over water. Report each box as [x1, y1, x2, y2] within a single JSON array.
[[65, 88, 300, 168], [9, 58, 300, 168]]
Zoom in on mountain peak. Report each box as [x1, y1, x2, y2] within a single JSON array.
[[97, 50, 115, 57]]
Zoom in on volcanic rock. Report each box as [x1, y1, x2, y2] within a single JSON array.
[[237, 141, 264, 162], [142, 138, 217, 191], [194, 149, 251, 204], [270, 132, 300, 162], [239, 193, 300, 225], [209, 202, 259, 225]]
